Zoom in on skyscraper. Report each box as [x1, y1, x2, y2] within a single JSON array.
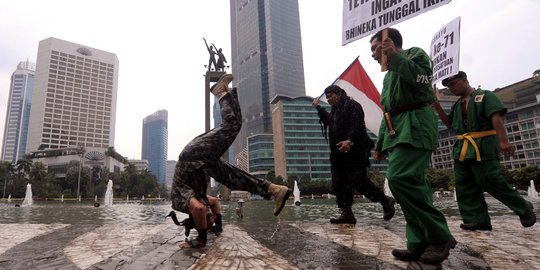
[[230, 0, 306, 157], [26, 37, 119, 153], [1, 60, 35, 162], [142, 110, 168, 184]]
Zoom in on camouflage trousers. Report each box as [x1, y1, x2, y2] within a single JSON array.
[[171, 91, 271, 213]]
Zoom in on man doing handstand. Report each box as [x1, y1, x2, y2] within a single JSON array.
[[171, 74, 292, 248]]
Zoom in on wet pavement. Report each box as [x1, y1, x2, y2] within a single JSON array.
[[0, 213, 539, 269]]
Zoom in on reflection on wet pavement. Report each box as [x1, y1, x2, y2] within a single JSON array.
[[0, 198, 538, 269]]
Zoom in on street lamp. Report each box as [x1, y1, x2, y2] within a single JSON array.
[[76, 145, 85, 201], [2, 177, 6, 199]]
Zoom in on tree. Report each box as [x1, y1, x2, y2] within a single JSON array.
[[16, 158, 33, 178], [5, 158, 34, 198], [426, 168, 454, 190], [37, 173, 62, 198], [29, 161, 48, 196], [62, 160, 90, 198], [298, 175, 311, 187], [0, 161, 15, 198], [511, 165, 540, 191], [299, 179, 332, 195]]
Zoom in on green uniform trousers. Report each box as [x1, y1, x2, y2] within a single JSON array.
[[454, 159, 528, 224], [387, 144, 453, 251]]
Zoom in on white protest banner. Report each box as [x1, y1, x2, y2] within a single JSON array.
[[342, 0, 452, 45], [430, 17, 460, 84]]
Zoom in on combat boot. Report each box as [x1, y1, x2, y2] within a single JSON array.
[[268, 183, 292, 216], [381, 196, 396, 221], [330, 207, 357, 224]]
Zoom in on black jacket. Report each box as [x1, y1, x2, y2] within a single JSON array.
[[316, 96, 374, 165]]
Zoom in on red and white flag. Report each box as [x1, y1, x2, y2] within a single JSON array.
[[321, 57, 383, 135]]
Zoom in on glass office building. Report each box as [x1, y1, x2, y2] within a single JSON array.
[[142, 110, 168, 184], [1, 60, 35, 162], [230, 0, 306, 157], [271, 96, 331, 180]]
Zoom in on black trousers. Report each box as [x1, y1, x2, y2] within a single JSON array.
[[331, 162, 385, 209]]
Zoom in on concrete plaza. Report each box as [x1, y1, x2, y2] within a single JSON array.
[[0, 213, 538, 269]]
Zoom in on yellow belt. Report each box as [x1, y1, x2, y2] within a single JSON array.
[[456, 130, 497, 161]]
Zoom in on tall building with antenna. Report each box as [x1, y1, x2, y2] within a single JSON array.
[[1, 60, 35, 162]]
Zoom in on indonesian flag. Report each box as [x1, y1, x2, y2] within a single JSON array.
[[321, 57, 383, 135]]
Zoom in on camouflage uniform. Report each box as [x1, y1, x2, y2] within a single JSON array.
[[171, 90, 271, 213]]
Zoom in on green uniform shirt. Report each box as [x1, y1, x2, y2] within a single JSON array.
[[376, 47, 438, 152], [449, 89, 507, 161]]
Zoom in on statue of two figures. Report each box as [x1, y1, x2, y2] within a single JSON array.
[[203, 38, 227, 72]]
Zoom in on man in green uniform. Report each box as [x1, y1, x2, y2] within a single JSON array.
[[433, 71, 536, 231], [369, 28, 455, 265]]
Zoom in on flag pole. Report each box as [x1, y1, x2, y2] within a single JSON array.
[[317, 56, 360, 99], [381, 29, 389, 72]]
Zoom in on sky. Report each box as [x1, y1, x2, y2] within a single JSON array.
[[1, 0, 539, 161]]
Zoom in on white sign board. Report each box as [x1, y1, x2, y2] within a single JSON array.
[[342, 0, 452, 45], [430, 17, 460, 84]]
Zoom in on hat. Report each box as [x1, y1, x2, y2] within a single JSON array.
[[442, 71, 467, 86]]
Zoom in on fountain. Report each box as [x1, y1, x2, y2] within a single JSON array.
[[528, 180, 539, 200], [293, 180, 301, 206], [21, 184, 33, 207], [126, 195, 129, 202], [94, 195, 98, 202], [7, 194, 11, 202], [141, 195, 145, 200], [61, 194, 64, 203], [104, 180, 113, 206], [383, 178, 393, 198]]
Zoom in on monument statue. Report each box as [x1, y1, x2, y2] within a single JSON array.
[[216, 47, 227, 71], [203, 38, 217, 72]]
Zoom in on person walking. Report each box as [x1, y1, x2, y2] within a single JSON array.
[[313, 85, 396, 224], [432, 71, 536, 231], [369, 28, 455, 265]]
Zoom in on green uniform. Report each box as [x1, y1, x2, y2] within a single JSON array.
[[376, 47, 453, 251], [449, 89, 529, 224]]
